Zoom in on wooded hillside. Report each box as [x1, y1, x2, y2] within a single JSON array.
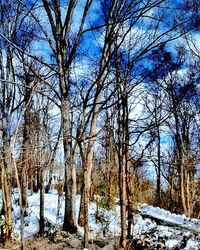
[[0, 0, 200, 249]]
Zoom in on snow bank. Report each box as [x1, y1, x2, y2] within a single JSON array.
[[1, 189, 200, 249]]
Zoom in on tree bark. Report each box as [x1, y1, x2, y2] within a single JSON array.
[[20, 78, 32, 214], [1, 159, 12, 240], [119, 94, 129, 250], [62, 80, 77, 232], [39, 167, 45, 235], [80, 109, 98, 248]]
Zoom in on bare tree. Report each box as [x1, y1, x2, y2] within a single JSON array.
[[39, 0, 93, 232], [0, 0, 22, 239]]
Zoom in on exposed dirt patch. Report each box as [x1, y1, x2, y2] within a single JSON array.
[[0, 237, 80, 250], [0, 231, 117, 250]]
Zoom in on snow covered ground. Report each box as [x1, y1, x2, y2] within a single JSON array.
[[10, 189, 121, 239], [133, 204, 200, 249], [1, 189, 200, 249]]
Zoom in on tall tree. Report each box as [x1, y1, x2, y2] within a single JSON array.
[[0, 0, 24, 239], [40, 0, 93, 232]]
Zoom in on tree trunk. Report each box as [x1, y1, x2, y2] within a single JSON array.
[[81, 155, 93, 248], [1, 121, 12, 240], [12, 147, 25, 250], [78, 148, 95, 247], [78, 182, 85, 226], [39, 167, 45, 235], [156, 126, 161, 206], [1, 163, 12, 240], [20, 82, 32, 214], [119, 99, 128, 250], [180, 165, 187, 215], [78, 107, 98, 247], [127, 160, 132, 239], [61, 76, 77, 232], [83, 168, 91, 248], [45, 167, 53, 194]]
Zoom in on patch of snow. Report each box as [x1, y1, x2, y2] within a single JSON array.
[[132, 215, 156, 235], [165, 239, 179, 249], [184, 239, 200, 250], [157, 225, 173, 238], [138, 204, 200, 233]]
